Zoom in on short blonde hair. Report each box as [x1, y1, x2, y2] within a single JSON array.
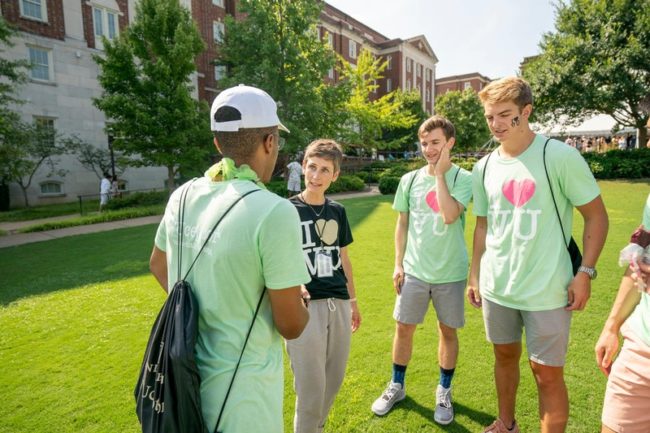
[[303, 139, 343, 172], [418, 115, 455, 141], [478, 76, 533, 110]]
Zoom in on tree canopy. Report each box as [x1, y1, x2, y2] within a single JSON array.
[[524, 0, 650, 144], [218, 0, 339, 151], [94, 0, 212, 191], [338, 50, 417, 150], [434, 89, 491, 151]]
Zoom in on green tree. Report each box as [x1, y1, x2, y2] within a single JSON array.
[[338, 50, 417, 149], [382, 90, 429, 151], [218, 0, 340, 151], [435, 89, 491, 151], [94, 0, 212, 191], [62, 135, 129, 180], [524, 0, 650, 145], [0, 16, 33, 208], [2, 122, 67, 207]]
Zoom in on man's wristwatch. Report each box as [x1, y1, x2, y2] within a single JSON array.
[[577, 265, 597, 280]]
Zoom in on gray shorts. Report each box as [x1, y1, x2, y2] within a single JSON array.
[[483, 298, 572, 367], [393, 274, 465, 329]]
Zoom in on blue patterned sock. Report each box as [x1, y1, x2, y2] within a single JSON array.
[[392, 363, 407, 386], [439, 367, 455, 389]]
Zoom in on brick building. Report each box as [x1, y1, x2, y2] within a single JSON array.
[[435, 72, 491, 95], [1, 0, 437, 206]]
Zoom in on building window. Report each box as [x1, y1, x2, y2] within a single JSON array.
[[34, 117, 56, 146], [28, 47, 52, 82], [213, 21, 225, 43], [348, 40, 357, 59], [20, 0, 47, 21], [327, 33, 334, 48], [214, 65, 226, 81], [406, 80, 411, 91], [386, 78, 392, 92], [386, 55, 392, 70], [373, 80, 377, 93], [93, 7, 119, 50], [406, 58, 411, 73], [427, 69, 432, 81], [212, 0, 224, 6], [328, 68, 334, 79], [426, 89, 431, 102], [40, 181, 63, 195], [417, 64, 422, 77], [464, 81, 472, 90]]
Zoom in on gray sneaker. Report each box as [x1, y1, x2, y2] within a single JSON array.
[[371, 381, 405, 416], [434, 384, 454, 425]]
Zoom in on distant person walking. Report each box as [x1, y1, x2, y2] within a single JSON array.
[[99, 172, 111, 212], [287, 157, 303, 197]]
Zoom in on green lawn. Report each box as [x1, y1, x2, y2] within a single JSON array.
[[0, 180, 648, 433]]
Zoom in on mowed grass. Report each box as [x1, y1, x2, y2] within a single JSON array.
[[0, 180, 648, 433]]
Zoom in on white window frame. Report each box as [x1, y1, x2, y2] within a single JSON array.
[[214, 65, 226, 81], [426, 89, 431, 102], [348, 40, 357, 59], [93, 6, 120, 51], [20, 0, 48, 22], [386, 55, 392, 70], [212, 0, 224, 7], [328, 67, 334, 79], [386, 78, 392, 92], [406, 58, 411, 73], [464, 81, 472, 90], [327, 33, 334, 48], [213, 21, 225, 43], [40, 181, 64, 196], [28, 46, 53, 82]]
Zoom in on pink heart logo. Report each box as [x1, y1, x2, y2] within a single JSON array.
[[502, 179, 536, 208], [426, 190, 440, 213]]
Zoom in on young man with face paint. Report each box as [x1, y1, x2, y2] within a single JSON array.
[[468, 76, 609, 433], [371, 115, 473, 426]]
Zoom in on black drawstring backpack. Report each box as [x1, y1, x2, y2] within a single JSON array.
[[135, 180, 262, 433]]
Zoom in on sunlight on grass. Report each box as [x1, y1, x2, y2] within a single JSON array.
[[0, 180, 648, 433]]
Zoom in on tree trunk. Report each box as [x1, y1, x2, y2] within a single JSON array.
[[166, 166, 175, 195], [20, 185, 30, 208], [638, 126, 648, 149]]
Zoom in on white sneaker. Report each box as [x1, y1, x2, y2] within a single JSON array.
[[371, 381, 405, 416], [434, 384, 454, 425]]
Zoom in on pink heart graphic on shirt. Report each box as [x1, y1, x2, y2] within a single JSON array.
[[425, 190, 440, 213], [502, 179, 536, 208]]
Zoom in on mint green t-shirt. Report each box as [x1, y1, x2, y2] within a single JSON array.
[[393, 164, 473, 284], [628, 193, 650, 346], [155, 177, 310, 433], [472, 135, 600, 311]]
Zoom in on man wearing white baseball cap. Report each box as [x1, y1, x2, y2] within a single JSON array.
[[150, 84, 310, 433]]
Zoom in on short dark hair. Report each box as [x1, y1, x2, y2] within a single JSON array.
[[418, 115, 456, 141], [214, 127, 277, 160]]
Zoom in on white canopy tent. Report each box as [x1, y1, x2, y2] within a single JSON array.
[[533, 114, 637, 138]]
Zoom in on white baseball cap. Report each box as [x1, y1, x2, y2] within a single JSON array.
[[210, 84, 289, 133]]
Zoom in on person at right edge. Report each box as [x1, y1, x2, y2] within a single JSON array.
[[149, 84, 310, 433], [595, 193, 650, 433], [468, 77, 608, 433]]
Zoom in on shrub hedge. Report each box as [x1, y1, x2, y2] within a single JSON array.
[[104, 190, 168, 210]]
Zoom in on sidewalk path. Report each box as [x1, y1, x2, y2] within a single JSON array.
[[0, 185, 380, 249]]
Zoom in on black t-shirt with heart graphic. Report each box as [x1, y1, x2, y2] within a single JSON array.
[[289, 196, 353, 300]]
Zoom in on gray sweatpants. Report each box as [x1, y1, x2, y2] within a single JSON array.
[[286, 298, 352, 433]]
